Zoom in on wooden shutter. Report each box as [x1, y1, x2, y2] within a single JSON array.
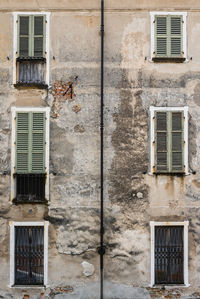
[[33, 16, 45, 57], [16, 113, 29, 173], [16, 112, 46, 173], [19, 16, 30, 57], [155, 16, 167, 57], [31, 112, 45, 173], [155, 112, 168, 172], [170, 16, 182, 57], [171, 112, 184, 172]]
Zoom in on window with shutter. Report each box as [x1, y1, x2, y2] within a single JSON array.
[[151, 12, 187, 62], [16, 14, 47, 87], [155, 111, 184, 173], [18, 15, 45, 58], [12, 108, 49, 203]]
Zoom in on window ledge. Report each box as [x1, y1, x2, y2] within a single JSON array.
[[152, 57, 186, 63], [8, 285, 47, 289], [12, 198, 48, 205], [150, 284, 190, 289], [14, 82, 48, 89], [153, 172, 186, 176], [16, 57, 46, 62]]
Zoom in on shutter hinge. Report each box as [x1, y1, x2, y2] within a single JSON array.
[[182, 51, 184, 54], [45, 117, 47, 120], [153, 116, 155, 119], [14, 117, 16, 120], [16, 20, 18, 23], [153, 141, 155, 144], [46, 20, 47, 23], [182, 20, 184, 23], [14, 141, 16, 144], [153, 19, 156, 23], [184, 141, 186, 144]]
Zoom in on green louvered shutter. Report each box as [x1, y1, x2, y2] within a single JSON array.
[[31, 112, 45, 173], [33, 16, 45, 57], [170, 16, 182, 57], [155, 112, 168, 172], [155, 16, 167, 57], [16, 113, 29, 172], [171, 112, 184, 172], [19, 16, 30, 57]]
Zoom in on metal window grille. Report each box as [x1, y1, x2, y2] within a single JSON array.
[[15, 226, 44, 285], [14, 173, 46, 203], [155, 226, 184, 284]]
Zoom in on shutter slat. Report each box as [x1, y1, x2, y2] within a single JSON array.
[[157, 17, 167, 35], [16, 113, 29, 173], [34, 16, 43, 35], [170, 17, 182, 56], [157, 38, 167, 55], [171, 17, 181, 35], [171, 112, 183, 172], [31, 113, 45, 173], [156, 112, 168, 172]]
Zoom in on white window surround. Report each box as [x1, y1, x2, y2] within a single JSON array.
[[10, 107, 50, 202], [150, 12, 188, 61], [9, 221, 49, 288], [12, 12, 51, 86], [149, 106, 189, 175], [150, 221, 189, 288]]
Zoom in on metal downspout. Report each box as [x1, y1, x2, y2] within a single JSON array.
[[99, 0, 105, 298]]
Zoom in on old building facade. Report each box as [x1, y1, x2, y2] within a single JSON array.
[[0, 0, 200, 298]]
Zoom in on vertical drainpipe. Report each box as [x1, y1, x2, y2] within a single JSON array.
[[98, 0, 105, 298]]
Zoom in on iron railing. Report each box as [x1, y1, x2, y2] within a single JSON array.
[[15, 226, 44, 285], [155, 226, 184, 284], [13, 173, 46, 203]]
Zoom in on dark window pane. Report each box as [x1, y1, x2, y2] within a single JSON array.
[[34, 16, 43, 35], [34, 37, 43, 57], [20, 16, 29, 35], [155, 226, 184, 285], [19, 37, 29, 57], [15, 226, 44, 285]]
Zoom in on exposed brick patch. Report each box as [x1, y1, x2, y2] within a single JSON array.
[[51, 81, 76, 118]]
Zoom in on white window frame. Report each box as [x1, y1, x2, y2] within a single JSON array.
[[149, 106, 189, 175], [150, 221, 189, 287], [9, 221, 49, 288], [12, 12, 51, 86], [10, 107, 50, 202], [150, 12, 187, 61]]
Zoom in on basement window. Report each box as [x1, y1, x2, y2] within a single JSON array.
[[150, 12, 187, 62], [13, 13, 50, 87], [150, 221, 189, 287], [11, 107, 50, 204], [149, 106, 188, 175], [9, 222, 49, 287]]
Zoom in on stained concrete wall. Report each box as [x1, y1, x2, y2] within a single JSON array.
[[0, 1, 200, 298]]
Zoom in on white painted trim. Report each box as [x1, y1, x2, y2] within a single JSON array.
[[150, 12, 187, 61], [150, 221, 189, 288], [10, 107, 50, 202], [12, 12, 51, 85], [9, 221, 49, 287], [149, 106, 189, 175]]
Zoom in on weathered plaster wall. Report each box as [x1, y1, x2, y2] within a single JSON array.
[[1, 1, 200, 298]]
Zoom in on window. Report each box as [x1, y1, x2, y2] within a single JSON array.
[[9, 222, 49, 287], [13, 12, 50, 87], [150, 12, 187, 62], [150, 107, 188, 174], [150, 221, 189, 287], [11, 107, 50, 203]]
